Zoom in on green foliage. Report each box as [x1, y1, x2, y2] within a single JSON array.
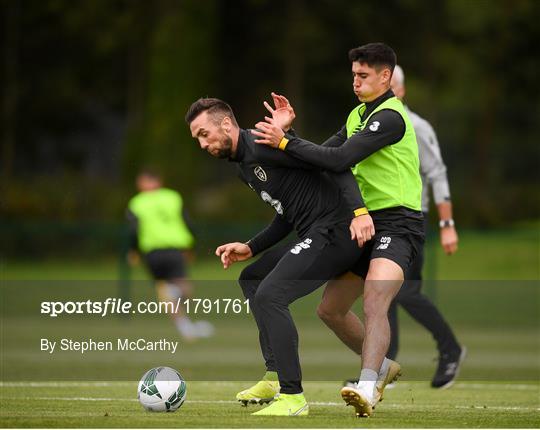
[[3, 0, 539, 226]]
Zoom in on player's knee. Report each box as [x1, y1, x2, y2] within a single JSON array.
[[316, 303, 331, 323], [253, 281, 283, 310], [316, 302, 340, 325], [238, 264, 256, 283], [238, 265, 259, 297], [252, 286, 272, 309]]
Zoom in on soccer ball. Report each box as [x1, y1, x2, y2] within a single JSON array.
[[137, 367, 187, 412]]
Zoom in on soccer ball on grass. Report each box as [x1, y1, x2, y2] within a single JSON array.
[[137, 366, 187, 412]]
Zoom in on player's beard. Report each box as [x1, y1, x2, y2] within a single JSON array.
[[214, 134, 233, 159]]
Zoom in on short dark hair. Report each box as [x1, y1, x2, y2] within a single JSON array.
[[348, 42, 396, 73], [185, 97, 238, 126]]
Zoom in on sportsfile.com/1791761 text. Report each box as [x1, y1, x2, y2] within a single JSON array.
[[40, 298, 250, 318]]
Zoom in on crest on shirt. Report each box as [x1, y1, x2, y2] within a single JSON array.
[[254, 166, 267, 182], [369, 121, 381, 132]]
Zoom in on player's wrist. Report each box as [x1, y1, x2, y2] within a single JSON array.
[[353, 207, 369, 217], [439, 219, 455, 229], [278, 136, 289, 150], [244, 241, 256, 257]]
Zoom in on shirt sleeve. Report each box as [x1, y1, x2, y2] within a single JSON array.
[[282, 109, 406, 172], [246, 214, 294, 256], [416, 120, 451, 204], [321, 125, 347, 148], [324, 170, 365, 213], [252, 136, 318, 170], [291, 125, 365, 212]]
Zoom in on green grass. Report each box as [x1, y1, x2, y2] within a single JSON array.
[[1, 227, 538, 427], [428, 228, 539, 280], [0, 257, 243, 281], [1, 316, 539, 382], [1, 294, 539, 427], [1, 381, 539, 428], [2, 227, 539, 281]]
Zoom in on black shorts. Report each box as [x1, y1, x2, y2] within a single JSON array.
[[351, 207, 425, 279], [244, 221, 365, 284], [144, 248, 187, 280]]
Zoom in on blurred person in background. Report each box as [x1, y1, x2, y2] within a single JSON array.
[[127, 169, 214, 340], [388, 65, 465, 388], [345, 65, 465, 389]]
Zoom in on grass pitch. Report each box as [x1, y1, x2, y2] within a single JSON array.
[[1, 227, 539, 427], [1, 381, 539, 428]]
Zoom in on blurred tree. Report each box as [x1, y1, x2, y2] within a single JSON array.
[[123, 0, 218, 193], [2, 0, 20, 181], [1, 0, 538, 228]]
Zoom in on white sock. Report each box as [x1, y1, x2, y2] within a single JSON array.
[[378, 357, 391, 378], [356, 369, 377, 400]]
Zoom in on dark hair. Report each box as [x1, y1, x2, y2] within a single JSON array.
[[348, 42, 396, 73], [185, 97, 238, 126]]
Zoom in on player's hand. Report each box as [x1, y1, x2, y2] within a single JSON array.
[[251, 118, 285, 148], [349, 214, 375, 248], [263, 92, 296, 132], [440, 226, 458, 255], [215, 242, 253, 269], [127, 250, 140, 266]]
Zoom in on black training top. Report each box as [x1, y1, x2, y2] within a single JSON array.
[[230, 129, 363, 255]]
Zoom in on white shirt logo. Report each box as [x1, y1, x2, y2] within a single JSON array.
[[260, 191, 283, 215], [369, 121, 380, 132]]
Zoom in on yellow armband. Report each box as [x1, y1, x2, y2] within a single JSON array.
[[353, 207, 369, 217], [278, 137, 289, 150]]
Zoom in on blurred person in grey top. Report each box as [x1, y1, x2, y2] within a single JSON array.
[[410, 105, 451, 213], [389, 65, 465, 388], [394, 65, 457, 234]]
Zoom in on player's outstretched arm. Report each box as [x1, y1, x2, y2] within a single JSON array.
[[215, 243, 253, 269], [252, 110, 405, 172]]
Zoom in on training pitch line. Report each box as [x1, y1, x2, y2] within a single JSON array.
[[5, 397, 539, 412], [1, 381, 538, 391]]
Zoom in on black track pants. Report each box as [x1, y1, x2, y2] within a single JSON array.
[[387, 215, 460, 359], [239, 223, 364, 394]]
